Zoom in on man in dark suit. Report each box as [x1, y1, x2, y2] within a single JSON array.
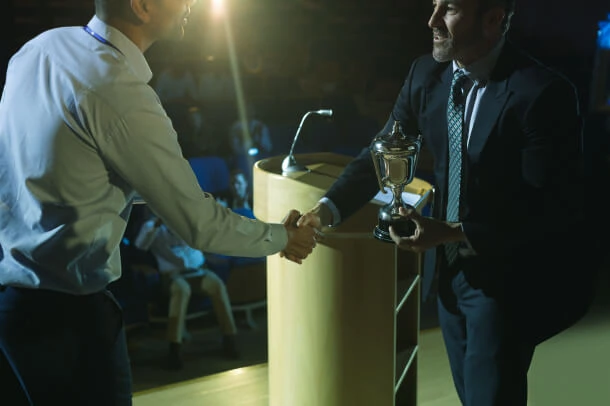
[[296, 0, 597, 404]]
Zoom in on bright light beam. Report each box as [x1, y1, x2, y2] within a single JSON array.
[[221, 1, 253, 161], [212, 0, 225, 18]]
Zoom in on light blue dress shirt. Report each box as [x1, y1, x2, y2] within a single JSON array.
[[0, 16, 287, 294]]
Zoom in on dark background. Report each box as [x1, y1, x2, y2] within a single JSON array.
[[2, 0, 609, 223], [1, 1, 608, 108], [1, 1, 609, 216]]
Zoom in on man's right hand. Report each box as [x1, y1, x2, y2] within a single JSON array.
[[280, 209, 317, 265], [297, 202, 332, 231]]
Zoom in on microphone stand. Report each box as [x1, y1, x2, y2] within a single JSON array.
[[281, 109, 333, 175]]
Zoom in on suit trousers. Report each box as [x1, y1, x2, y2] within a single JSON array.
[[0, 286, 132, 406], [437, 270, 536, 406]]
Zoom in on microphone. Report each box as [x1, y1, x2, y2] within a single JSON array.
[[281, 109, 333, 175]]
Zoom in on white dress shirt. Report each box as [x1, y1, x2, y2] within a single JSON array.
[[0, 16, 287, 294], [134, 220, 206, 274]]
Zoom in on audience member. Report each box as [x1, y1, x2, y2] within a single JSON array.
[[226, 104, 273, 187], [217, 169, 255, 218], [153, 61, 198, 106], [228, 103, 273, 159], [134, 211, 240, 369], [208, 170, 264, 275], [197, 59, 235, 102]]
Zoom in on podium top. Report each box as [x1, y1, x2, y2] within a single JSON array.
[[256, 152, 432, 198], [253, 152, 434, 236]]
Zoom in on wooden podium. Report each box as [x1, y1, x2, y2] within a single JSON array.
[[253, 152, 433, 406]]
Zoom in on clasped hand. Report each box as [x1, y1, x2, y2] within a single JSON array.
[[279, 210, 319, 264], [279, 206, 464, 260]]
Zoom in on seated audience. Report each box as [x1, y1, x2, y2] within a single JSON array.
[[134, 210, 240, 370], [228, 103, 273, 159], [197, 60, 235, 102], [217, 169, 254, 213], [226, 104, 273, 187], [153, 61, 198, 106], [208, 170, 265, 273]]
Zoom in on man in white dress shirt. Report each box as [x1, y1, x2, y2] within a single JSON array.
[[0, 0, 316, 404]]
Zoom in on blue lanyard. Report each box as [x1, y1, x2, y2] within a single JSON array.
[[83, 25, 123, 54]]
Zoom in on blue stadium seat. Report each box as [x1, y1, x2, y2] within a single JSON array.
[[187, 155, 231, 196]]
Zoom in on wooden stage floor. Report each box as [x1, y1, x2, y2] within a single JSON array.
[[134, 303, 610, 406]]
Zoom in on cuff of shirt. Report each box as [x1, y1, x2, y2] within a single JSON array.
[[319, 197, 341, 227]]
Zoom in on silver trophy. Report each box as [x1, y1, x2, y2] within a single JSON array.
[[370, 121, 421, 243]]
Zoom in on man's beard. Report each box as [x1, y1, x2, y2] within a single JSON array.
[[432, 38, 455, 63], [431, 24, 486, 65]]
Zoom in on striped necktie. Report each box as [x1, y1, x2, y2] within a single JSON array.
[[445, 69, 468, 266]]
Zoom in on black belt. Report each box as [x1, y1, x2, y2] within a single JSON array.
[[0, 285, 6, 292]]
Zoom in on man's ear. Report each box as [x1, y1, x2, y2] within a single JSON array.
[[483, 6, 505, 35], [130, 0, 152, 23]]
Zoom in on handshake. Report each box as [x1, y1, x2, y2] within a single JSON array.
[[278, 204, 332, 264], [277, 204, 459, 261]]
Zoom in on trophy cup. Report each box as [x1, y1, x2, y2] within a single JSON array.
[[370, 120, 421, 243]]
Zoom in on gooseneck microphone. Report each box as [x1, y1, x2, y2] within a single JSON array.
[[281, 109, 333, 175]]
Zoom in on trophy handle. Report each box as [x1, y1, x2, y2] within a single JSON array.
[[370, 150, 386, 193]]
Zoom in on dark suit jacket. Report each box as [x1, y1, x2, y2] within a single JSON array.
[[324, 40, 595, 344]]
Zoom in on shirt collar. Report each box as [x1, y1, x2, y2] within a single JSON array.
[[87, 15, 153, 83], [452, 36, 505, 83]]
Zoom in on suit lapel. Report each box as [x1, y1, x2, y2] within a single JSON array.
[[466, 42, 521, 160], [467, 80, 510, 160]]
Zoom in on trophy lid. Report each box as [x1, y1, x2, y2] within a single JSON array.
[[370, 121, 420, 154]]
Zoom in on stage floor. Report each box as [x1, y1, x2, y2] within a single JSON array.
[[134, 302, 610, 406]]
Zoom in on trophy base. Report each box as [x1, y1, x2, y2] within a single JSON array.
[[373, 227, 394, 243], [373, 217, 416, 243]]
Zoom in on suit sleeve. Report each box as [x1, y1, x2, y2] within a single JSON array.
[[323, 58, 423, 223]]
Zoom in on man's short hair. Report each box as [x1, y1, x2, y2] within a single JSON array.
[[94, 0, 130, 20], [480, 0, 516, 34]]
